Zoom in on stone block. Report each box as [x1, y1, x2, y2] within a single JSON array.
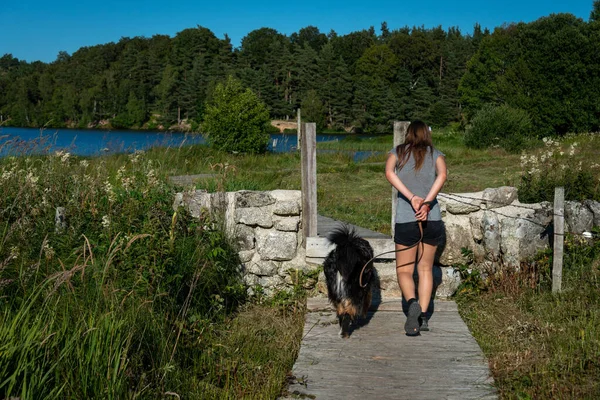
[[565, 201, 594, 234], [238, 250, 254, 263], [234, 224, 255, 250], [439, 213, 474, 265], [273, 200, 301, 216], [255, 228, 298, 261], [274, 216, 300, 232], [247, 258, 279, 276], [584, 200, 600, 227], [235, 191, 275, 208], [482, 186, 518, 209], [235, 206, 273, 228], [439, 192, 483, 214]]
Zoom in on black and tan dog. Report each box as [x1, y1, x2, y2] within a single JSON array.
[[323, 225, 375, 338]]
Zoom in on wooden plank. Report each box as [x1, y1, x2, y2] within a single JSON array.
[[301, 123, 317, 240], [317, 214, 389, 239], [391, 121, 409, 238], [287, 299, 497, 399], [306, 237, 395, 258], [306, 297, 458, 312], [553, 186, 564, 293]]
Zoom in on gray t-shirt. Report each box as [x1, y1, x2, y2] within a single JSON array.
[[391, 146, 445, 223]]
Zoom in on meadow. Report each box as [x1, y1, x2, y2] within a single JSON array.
[[1, 129, 599, 398]]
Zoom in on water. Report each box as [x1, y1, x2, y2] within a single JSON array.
[[0, 127, 379, 161]]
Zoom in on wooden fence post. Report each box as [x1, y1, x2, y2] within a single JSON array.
[[301, 122, 317, 243], [391, 121, 409, 237], [297, 108, 301, 150], [552, 186, 565, 293]]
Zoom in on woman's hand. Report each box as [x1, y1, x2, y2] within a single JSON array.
[[415, 202, 430, 221], [410, 195, 424, 212]]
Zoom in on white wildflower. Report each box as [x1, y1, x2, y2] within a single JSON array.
[[101, 215, 111, 229], [129, 150, 144, 164], [520, 153, 528, 167], [9, 246, 19, 260], [79, 160, 89, 168], [61, 152, 71, 163], [122, 177, 133, 191], [103, 180, 116, 203], [25, 172, 39, 184], [147, 169, 158, 187], [1, 170, 13, 181], [43, 242, 55, 260], [116, 166, 126, 180]]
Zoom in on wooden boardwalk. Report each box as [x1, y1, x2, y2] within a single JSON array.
[[285, 298, 496, 400], [317, 214, 389, 239]]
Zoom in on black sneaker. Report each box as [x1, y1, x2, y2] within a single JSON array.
[[405, 302, 421, 336], [419, 313, 429, 332]]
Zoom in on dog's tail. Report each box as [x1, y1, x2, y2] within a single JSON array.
[[327, 224, 374, 282]]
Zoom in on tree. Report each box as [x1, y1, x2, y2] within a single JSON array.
[[591, 0, 600, 22], [301, 89, 326, 130], [202, 76, 270, 154]]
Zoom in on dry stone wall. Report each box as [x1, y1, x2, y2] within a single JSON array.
[[173, 189, 313, 295], [438, 187, 600, 271], [174, 187, 600, 298]]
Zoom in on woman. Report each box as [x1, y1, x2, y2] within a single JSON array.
[[385, 121, 447, 336]]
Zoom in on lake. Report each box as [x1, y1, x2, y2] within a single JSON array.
[[0, 127, 343, 156]]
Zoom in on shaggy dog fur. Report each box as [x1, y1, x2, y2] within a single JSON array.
[[323, 225, 375, 338]]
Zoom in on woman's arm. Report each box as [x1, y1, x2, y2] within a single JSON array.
[[414, 155, 447, 220], [385, 152, 423, 211], [424, 155, 447, 203]]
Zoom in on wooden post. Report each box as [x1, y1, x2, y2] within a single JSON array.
[[391, 121, 409, 237], [297, 108, 301, 150], [552, 186, 564, 293], [301, 122, 317, 243]]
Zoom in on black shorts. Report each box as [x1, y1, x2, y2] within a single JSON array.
[[394, 221, 444, 246]]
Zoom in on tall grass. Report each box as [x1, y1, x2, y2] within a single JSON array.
[[456, 234, 600, 398], [0, 148, 303, 398]]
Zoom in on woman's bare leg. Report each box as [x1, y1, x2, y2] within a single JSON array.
[[417, 243, 437, 313], [395, 243, 418, 300]]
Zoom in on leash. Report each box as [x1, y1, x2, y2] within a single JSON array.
[[359, 201, 433, 288]]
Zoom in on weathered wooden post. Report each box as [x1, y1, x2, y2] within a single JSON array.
[[301, 122, 317, 244], [552, 186, 565, 293], [391, 121, 409, 237], [297, 108, 301, 150]]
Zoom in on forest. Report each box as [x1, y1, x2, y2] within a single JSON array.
[[1, 2, 599, 136]]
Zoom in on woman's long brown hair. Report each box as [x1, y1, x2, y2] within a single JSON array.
[[395, 120, 433, 172]]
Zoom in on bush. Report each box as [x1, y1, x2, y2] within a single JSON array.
[[465, 104, 534, 152], [203, 76, 270, 154]]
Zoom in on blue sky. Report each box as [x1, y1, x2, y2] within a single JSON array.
[[0, 0, 594, 63]]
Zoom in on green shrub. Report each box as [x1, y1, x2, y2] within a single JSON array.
[[202, 76, 270, 154], [465, 104, 534, 152]]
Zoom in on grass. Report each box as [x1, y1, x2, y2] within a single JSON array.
[[456, 234, 600, 398], [0, 148, 306, 399]]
